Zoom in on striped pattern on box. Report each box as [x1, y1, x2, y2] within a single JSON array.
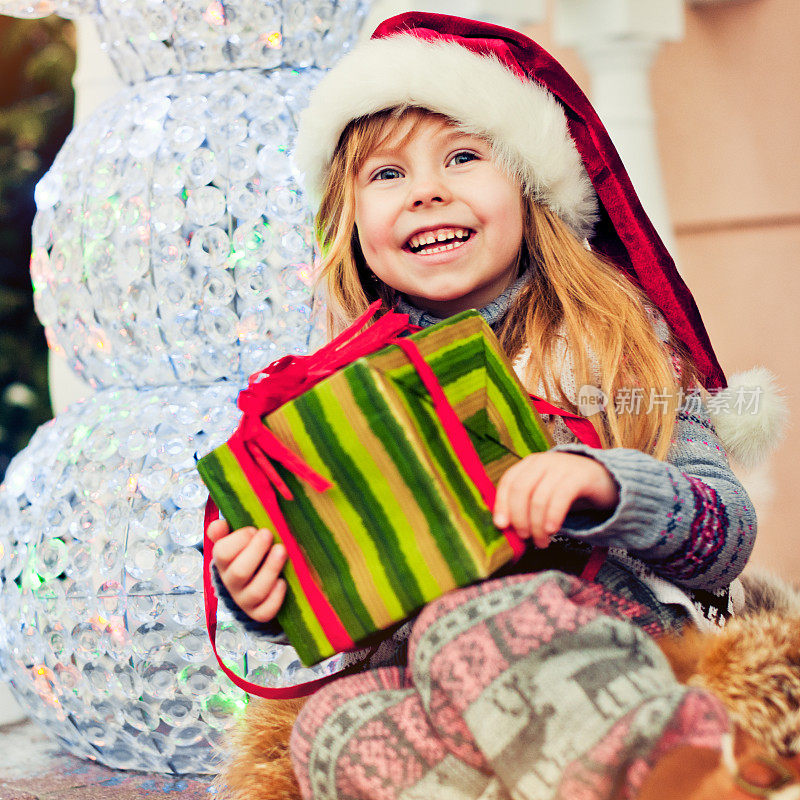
[[198, 311, 552, 665]]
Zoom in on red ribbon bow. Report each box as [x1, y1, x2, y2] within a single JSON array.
[[231, 301, 411, 500], [218, 301, 413, 658]]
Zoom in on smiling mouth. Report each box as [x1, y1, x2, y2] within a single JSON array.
[[405, 227, 473, 255]]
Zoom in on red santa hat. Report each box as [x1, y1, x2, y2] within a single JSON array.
[[294, 12, 786, 467]]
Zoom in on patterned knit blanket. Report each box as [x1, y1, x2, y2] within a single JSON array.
[[290, 571, 729, 800]]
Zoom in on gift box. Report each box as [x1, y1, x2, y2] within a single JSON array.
[[198, 305, 553, 666]]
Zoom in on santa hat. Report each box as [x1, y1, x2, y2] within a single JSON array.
[[294, 12, 786, 467]]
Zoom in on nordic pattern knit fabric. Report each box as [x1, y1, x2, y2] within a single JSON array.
[[290, 571, 731, 800]]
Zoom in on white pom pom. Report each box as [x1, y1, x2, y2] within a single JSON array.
[[708, 367, 789, 469]]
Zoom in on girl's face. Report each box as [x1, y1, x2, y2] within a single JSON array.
[[353, 115, 524, 316]]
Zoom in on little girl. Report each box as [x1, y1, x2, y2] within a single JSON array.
[[207, 12, 785, 800]]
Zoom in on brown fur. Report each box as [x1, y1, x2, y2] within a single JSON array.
[[217, 572, 800, 796], [214, 697, 306, 800], [657, 571, 800, 759], [739, 568, 800, 616]]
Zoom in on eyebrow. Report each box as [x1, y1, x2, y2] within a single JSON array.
[[364, 129, 483, 164], [440, 128, 477, 143]]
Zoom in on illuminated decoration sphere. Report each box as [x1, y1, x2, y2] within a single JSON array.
[[0, 0, 368, 775], [31, 67, 324, 386]]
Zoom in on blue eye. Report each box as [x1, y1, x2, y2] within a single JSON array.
[[373, 167, 402, 181], [450, 151, 478, 166]]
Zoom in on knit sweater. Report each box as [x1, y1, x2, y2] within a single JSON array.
[[211, 285, 755, 651], [555, 406, 755, 615]]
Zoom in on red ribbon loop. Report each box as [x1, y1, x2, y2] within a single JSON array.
[[244, 440, 295, 501], [529, 395, 602, 449], [203, 499, 340, 699], [233, 301, 411, 498], [238, 414, 333, 500]]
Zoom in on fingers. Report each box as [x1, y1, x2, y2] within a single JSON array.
[[248, 576, 289, 623], [528, 473, 575, 548], [493, 453, 618, 549], [205, 518, 230, 543], [219, 528, 277, 593], [508, 467, 565, 548], [493, 455, 541, 529], [235, 540, 289, 614], [498, 460, 544, 537], [211, 525, 290, 622], [494, 454, 548, 540], [210, 525, 258, 572]]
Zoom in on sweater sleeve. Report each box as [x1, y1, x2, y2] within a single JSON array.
[[553, 399, 757, 592]]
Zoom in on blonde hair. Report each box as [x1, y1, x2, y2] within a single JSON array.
[[314, 107, 695, 460]]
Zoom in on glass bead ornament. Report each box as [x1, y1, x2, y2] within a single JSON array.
[[0, 0, 94, 18], [0, 0, 368, 775], [31, 67, 329, 387]]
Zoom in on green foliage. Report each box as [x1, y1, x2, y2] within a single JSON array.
[[0, 13, 76, 479]]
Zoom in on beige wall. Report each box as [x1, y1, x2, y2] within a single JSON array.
[[526, 0, 800, 579], [658, 0, 800, 578]]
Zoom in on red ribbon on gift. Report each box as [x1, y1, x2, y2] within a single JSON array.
[[391, 337, 525, 561], [528, 395, 603, 449], [237, 301, 412, 422], [224, 301, 414, 656], [231, 301, 414, 501]]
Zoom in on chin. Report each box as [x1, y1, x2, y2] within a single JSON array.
[[409, 287, 481, 310], [414, 298, 473, 317]]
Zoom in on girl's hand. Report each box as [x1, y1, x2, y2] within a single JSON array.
[[492, 452, 620, 549], [206, 519, 289, 623]]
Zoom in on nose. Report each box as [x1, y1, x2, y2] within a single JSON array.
[[407, 171, 451, 208]]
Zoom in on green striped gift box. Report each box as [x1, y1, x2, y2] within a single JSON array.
[[198, 310, 552, 665]]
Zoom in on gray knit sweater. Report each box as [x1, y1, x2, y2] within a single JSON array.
[[556, 407, 755, 606]]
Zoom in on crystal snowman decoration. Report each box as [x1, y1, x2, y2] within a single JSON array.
[[0, 0, 368, 774]]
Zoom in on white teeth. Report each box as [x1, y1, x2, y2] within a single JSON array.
[[408, 227, 471, 251], [415, 239, 465, 255]]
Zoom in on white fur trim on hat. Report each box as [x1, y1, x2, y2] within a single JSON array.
[[709, 368, 788, 469], [294, 34, 599, 239]]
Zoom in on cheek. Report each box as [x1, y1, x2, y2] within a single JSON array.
[[487, 191, 524, 252], [505, 201, 524, 242], [475, 175, 523, 236], [500, 182, 525, 230], [354, 205, 393, 260]]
